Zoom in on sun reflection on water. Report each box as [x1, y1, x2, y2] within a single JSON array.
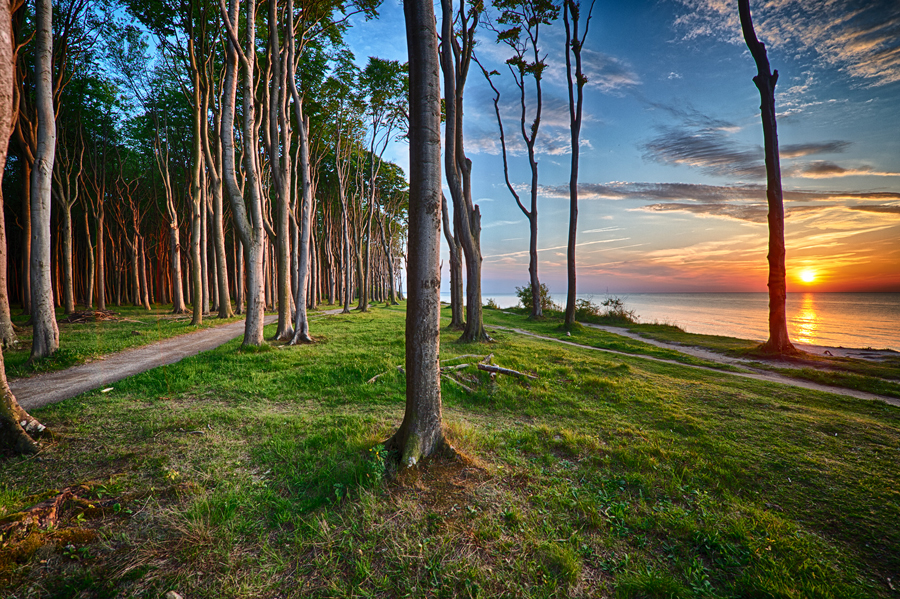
[[791, 293, 819, 345]]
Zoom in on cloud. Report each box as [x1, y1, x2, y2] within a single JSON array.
[[780, 141, 850, 158], [483, 219, 524, 229], [580, 50, 641, 92], [642, 127, 764, 178], [849, 205, 900, 215], [672, 0, 900, 86], [789, 161, 900, 178]]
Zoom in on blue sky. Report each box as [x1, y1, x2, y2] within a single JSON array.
[[346, 0, 900, 294]]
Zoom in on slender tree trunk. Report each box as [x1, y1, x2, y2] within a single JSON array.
[[440, 195, 464, 328], [0, 192, 17, 346], [95, 206, 106, 311], [20, 161, 30, 315], [83, 211, 94, 309], [563, 0, 591, 330], [386, 0, 445, 467], [60, 205, 74, 314], [290, 113, 314, 344], [29, 0, 59, 360], [739, 0, 796, 355], [139, 236, 151, 309]]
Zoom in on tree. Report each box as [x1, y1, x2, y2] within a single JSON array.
[[0, 0, 49, 455], [386, 0, 445, 467], [738, 0, 796, 355], [441, 0, 490, 342], [29, 0, 59, 360], [562, 0, 592, 330], [482, 0, 558, 319]]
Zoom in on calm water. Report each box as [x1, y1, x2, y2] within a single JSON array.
[[452, 292, 900, 351]]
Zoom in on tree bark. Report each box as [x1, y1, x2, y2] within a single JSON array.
[[0, 1, 48, 454], [739, 0, 796, 355], [386, 0, 445, 468], [29, 0, 59, 360], [563, 0, 592, 330], [0, 191, 17, 346], [440, 194, 464, 329], [440, 0, 488, 341]]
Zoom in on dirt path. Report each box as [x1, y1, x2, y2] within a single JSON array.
[[11, 316, 284, 411], [492, 325, 900, 409]]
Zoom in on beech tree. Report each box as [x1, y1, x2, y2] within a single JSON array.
[[483, 0, 558, 319], [386, 0, 446, 466], [28, 0, 59, 360], [562, 0, 592, 330], [0, 0, 49, 454], [440, 0, 490, 342], [738, 0, 796, 355]]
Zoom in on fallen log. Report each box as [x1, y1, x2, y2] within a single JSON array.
[[477, 363, 537, 379]]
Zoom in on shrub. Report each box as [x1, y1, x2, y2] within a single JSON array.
[[515, 283, 560, 312], [601, 296, 638, 322], [485, 298, 500, 310]]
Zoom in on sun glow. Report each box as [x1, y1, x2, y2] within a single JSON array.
[[799, 269, 817, 284]]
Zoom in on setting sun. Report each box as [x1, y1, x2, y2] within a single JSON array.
[[799, 269, 817, 283]]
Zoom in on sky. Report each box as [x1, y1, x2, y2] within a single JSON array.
[[345, 0, 900, 295]]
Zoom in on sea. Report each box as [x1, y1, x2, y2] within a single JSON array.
[[443, 292, 900, 352]]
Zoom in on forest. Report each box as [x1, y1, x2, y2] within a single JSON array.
[[1, 0, 898, 595]]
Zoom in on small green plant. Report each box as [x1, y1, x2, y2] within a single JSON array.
[[601, 296, 638, 322], [515, 283, 560, 312], [363, 444, 387, 485]]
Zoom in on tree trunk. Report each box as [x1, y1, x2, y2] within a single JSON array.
[[563, 0, 591, 331], [0, 191, 17, 346], [290, 113, 314, 344], [739, 0, 796, 355], [440, 194, 464, 329], [0, 1, 48, 454], [139, 236, 151, 309], [29, 0, 59, 361], [20, 160, 30, 315], [60, 204, 75, 314], [386, 0, 445, 468], [83, 212, 94, 309], [95, 206, 106, 311]]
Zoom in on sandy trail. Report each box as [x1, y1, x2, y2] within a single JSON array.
[[491, 324, 900, 409]]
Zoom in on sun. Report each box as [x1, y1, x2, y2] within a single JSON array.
[[799, 269, 817, 284]]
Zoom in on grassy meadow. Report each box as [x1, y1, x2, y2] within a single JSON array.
[[1, 303, 898, 598]]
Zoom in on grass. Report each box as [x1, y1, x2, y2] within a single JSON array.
[[4, 304, 246, 379], [495, 304, 900, 399], [0, 303, 898, 597]]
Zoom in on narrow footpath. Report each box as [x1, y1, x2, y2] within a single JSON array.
[[12, 316, 277, 411], [491, 324, 900, 409]]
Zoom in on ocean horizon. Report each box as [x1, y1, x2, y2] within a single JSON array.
[[440, 291, 900, 352]]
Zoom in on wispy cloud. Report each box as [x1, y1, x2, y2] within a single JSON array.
[[672, 0, 900, 86], [482, 219, 524, 229], [790, 161, 900, 178], [642, 127, 765, 179]]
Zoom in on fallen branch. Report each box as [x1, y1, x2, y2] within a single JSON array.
[[441, 374, 475, 393], [441, 363, 470, 372], [477, 363, 537, 379], [367, 365, 405, 384], [480, 354, 494, 364]]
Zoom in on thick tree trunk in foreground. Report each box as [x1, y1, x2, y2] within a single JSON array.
[[739, 0, 796, 355], [29, 0, 59, 361], [0, 2, 48, 454], [386, 0, 445, 468]]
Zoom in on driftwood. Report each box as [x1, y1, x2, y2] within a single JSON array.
[[367, 365, 406, 384], [441, 374, 475, 393]]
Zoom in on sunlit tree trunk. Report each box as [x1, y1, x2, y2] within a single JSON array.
[[386, 0, 445, 467], [739, 0, 796, 355], [440, 194, 464, 328]]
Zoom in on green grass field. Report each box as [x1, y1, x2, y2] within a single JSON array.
[[1, 303, 898, 597]]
